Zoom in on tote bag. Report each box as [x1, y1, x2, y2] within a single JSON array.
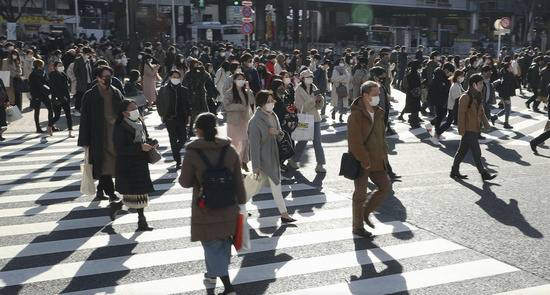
[[80, 148, 96, 196], [243, 172, 266, 202], [292, 112, 314, 141], [6, 106, 22, 123]]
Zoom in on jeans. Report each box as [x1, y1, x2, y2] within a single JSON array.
[[352, 169, 391, 231], [452, 131, 486, 174], [494, 98, 511, 124], [201, 239, 232, 277], [292, 121, 326, 165]]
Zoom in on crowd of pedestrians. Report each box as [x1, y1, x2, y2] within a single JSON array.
[[1, 33, 550, 294]]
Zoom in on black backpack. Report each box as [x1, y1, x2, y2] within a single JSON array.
[[194, 146, 236, 209]]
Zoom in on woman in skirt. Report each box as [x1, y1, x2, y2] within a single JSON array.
[[109, 99, 156, 231]]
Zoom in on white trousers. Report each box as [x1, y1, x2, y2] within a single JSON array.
[[268, 177, 287, 214]]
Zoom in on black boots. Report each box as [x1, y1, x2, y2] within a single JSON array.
[[450, 167, 468, 180], [137, 209, 154, 231], [109, 201, 122, 221], [481, 172, 497, 181]]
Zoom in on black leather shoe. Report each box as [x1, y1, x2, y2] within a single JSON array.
[[109, 201, 122, 221], [94, 192, 109, 201], [450, 171, 468, 179], [281, 216, 297, 223], [481, 173, 497, 181], [352, 228, 373, 238]]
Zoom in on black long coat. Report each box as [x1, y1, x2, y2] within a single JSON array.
[[113, 119, 154, 195], [405, 70, 422, 113], [77, 85, 124, 179]]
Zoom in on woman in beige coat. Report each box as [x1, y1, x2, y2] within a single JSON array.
[[223, 72, 254, 171], [331, 58, 351, 122], [179, 112, 246, 295]]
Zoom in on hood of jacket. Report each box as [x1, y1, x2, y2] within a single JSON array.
[[185, 137, 231, 150]]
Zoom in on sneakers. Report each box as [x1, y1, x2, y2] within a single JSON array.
[[315, 164, 327, 173], [286, 159, 299, 169]]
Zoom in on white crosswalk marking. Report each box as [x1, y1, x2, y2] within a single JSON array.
[[0, 100, 544, 295]]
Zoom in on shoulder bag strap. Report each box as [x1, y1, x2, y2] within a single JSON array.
[[194, 148, 213, 169]]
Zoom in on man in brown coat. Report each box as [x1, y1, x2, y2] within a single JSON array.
[[347, 81, 392, 238]]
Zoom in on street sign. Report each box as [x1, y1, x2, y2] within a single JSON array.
[[206, 29, 213, 41], [242, 22, 254, 35], [242, 6, 253, 18], [500, 17, 511, 29], [242, 1, 253, 7]]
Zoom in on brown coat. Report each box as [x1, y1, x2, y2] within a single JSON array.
[[347, 97, 388, 172], [179, 137, 246, 242], [457, 92, 490, 136]]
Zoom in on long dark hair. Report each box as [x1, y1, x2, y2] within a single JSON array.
[[467, 74, 484, 110], [231, 72, 247, 104], [195, 112, 218, 142]]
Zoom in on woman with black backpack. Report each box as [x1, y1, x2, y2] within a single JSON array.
[[179, 112, 246, 295], [249, 90, 297, 223]]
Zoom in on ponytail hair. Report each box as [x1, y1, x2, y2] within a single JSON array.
[[195, 112, 218, 142]]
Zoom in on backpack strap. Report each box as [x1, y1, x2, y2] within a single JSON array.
[[194, 149, 213, 169], [216, 146, 229, 168]]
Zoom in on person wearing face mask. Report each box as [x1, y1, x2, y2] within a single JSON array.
[[28, 59, 54, 134], [450, 74, 496, 181], [109, 99, 156, 231], [249, 90, 297, 223], [446, 70, 465, 128], [73, 47, 94, 116], [48, 61, 73, 137], [21, 49, 36, 88], [215, 61, 231, 103], [1, 48, 23, 110], [142, 54, 161, 108], [490, 62, 517, 129], [287, 70, 326, 173], [351, 57, 370, 100], [426, 65, 454, 142], [314, 59, 330, 118], [223, 73, 254, 171], [184, 60, 211, 137], [347, 81, 392, 238], [157, 70, 191, 169], [240, 54, 261, 95], [401, 61, 423, 129], [480, 66, 496, 122], [331, 58, 351, 122], [78, 66, 124, 202]]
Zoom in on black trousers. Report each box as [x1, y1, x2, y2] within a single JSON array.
[[33, 98, 54, 130], [532, 130, 550, 146], [12, 77, 23, 110], [52, 98, 73, 130], [74, 91, 84, 112], [452, 131, 486, 174], [97, 175, 115, 196], [431, 105, 448, 136], [165, 118, 187, 164]]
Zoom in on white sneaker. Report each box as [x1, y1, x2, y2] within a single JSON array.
[[287, 159, 299, 169], [315, 164, 327, 173]]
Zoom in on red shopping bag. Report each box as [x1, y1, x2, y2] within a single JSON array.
[[233, 212, 251, 252]]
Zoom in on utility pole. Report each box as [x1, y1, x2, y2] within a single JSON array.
[[128, 0, 139, 70], [74, 0, 80, 35], [171, 0, 177, 44]]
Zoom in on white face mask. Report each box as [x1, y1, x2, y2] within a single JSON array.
[[57, 66, 64, 72], [235, 80, 246, 88], [264, 102, 275, 112], [339, 63, 345, 67], [304, 77, 313, 85], [370, 96, 380, 106], [128, 109, 140, 121], [283, 77, 291, 85], [170, 78, 181, 85]]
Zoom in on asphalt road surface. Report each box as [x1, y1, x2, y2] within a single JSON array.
[[0, 88, 549, 295]]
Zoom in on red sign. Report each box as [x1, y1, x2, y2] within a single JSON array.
[[242, 22, 254, 35]]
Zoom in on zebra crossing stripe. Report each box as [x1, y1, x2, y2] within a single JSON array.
[[0, 192, 339, 237], [494, 284, 550, 295], [275, 259, 518, 295], [58, 239, 464, 295], [0, 219, 414, 261]]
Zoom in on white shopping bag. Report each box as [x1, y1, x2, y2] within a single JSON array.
[[5, 105, 22, 123], [243, 172, 266, 202], [80, 148, 96, 196], [292, 112, 314, 141]]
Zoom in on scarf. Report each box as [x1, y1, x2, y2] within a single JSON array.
[[124, 117, 146, 143]]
